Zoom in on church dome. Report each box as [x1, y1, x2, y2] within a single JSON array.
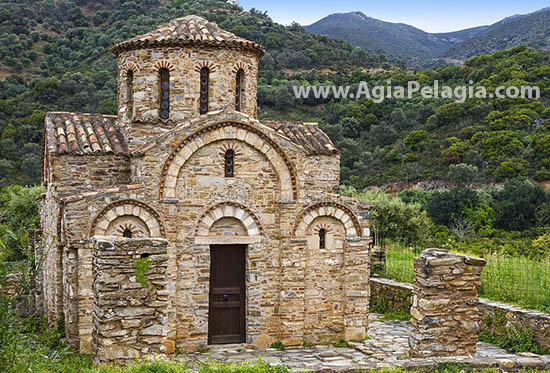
[[112, 15, 264, 57]]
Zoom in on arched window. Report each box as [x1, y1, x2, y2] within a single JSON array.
[[159, 68, 170, 119], [126, 70, 134, 117], [319, 228, 326, 249], [199, 67, 209, 114], [123, 228, 132, 238], [235, 69, 244, 111], [224, 149, 234, 177]]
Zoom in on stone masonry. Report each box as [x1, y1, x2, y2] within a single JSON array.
[[91, 237, 169, 365], [409, 249, 486, 357], [37, 15, 371, 359]]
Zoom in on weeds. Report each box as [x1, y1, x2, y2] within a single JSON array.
[[333, 339, 350, 348], [269, 341, 285, 351]]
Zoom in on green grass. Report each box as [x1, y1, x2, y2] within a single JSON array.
[[381, 245, 550, 313], [378, 311, 411, 322]]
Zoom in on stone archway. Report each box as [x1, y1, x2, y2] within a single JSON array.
[[90, 199, 165, 238], [159, 121, 298, 201], [193, 201, 263, 239], [293, 201, 362, 238]]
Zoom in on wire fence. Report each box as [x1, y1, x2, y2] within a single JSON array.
[[379, 246, 550, 313]]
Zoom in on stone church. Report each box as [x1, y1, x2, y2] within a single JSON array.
[[38, 15, 371, 362]]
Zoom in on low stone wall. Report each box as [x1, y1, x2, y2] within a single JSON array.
[[478, 299, 550, 350], [370, 277, 412, 314], [91, 237, 169, 366], [370, 277, 550, 351]]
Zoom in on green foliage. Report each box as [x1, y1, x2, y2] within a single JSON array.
[[403, 130, 429, 150], [269, 341, 285, 351], [94, 360, 188, 373], [332, 339, 350, 348], [447, 163, 478, 185], [494, 178, 546, 231], [0, 185, 44, 260], [479, 317, 550, 355], [133, 257, 151, 288], [198, 360, 290, 373], [378, 311, 411, 322], [368, 193, 431, 249], [531, 233, 550, 256], [427, 187, 479, 228]]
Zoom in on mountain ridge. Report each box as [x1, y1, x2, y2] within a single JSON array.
[[304, 8, 550, 64]]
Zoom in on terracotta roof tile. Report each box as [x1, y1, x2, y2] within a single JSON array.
[[262, 121, 339, 156], [45, 112, 127, 155], [112, 15, 264, 56]]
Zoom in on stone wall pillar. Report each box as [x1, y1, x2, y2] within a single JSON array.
[[343, 238, 369, 341], [91, 237, 169, 365], [409, 249, 486, 358], [278, 238, 306, 347]]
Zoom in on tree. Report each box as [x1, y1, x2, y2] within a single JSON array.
[[494, 178, 546, 231], [435, 102, 463, 125], [447, 163, 478, 185], [370, 194, 431, 249], [403, 130, 429, 150], [427, 187, 479, 227]]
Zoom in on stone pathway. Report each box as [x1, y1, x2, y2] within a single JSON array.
[[179, 314, 550, 371]]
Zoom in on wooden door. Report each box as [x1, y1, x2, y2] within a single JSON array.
[[208, 244, 246, 344]]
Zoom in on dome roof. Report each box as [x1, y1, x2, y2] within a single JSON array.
[[112, 15, 264, 56]]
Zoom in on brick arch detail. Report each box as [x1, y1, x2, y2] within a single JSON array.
[[154, 60, 175, 72], [90, 199, 166, 238], [293, 202, 361, 238], [193, 201, 264, 237], [231, 62, 249, 75], [159, 121, 298, 200], [194, 60, 217, 73], [119, 63, 141, 77]]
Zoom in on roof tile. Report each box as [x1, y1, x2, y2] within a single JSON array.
[[262, 121, 339, 156], [112, 15, 264, 56], [45, 112, 127, 156]]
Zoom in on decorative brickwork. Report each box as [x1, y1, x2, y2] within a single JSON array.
[[90, 199, 165, 238], [158, 121, 298, 200], [91, 237, 169, 365], [409, 249, 486, 357], [293, 201, 363, 238]]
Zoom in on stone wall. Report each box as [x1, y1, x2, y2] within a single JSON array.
[[50, 155, 131, 196], [370, 276, 550, 351], [409, 249, 486, 357], [370, 277, 412, 314], [478, 299, 550, 350], [91, 237, 169, 365]]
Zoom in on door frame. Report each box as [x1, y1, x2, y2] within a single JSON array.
[[208, 244, 247, 344]]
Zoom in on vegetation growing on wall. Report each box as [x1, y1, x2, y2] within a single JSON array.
[[133, 257, 150, 288], [479, 310, 550, 355]]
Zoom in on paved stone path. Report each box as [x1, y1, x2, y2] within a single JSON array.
[[179, 314, 550, 371]]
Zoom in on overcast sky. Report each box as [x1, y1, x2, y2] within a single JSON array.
[[238, 0, 550, 33]]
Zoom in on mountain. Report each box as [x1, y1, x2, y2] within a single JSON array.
[[444, 8, 550, 59], [304, 11, 457, 63], [305, 8, 550, 64], [432, 26, 490, 44]]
